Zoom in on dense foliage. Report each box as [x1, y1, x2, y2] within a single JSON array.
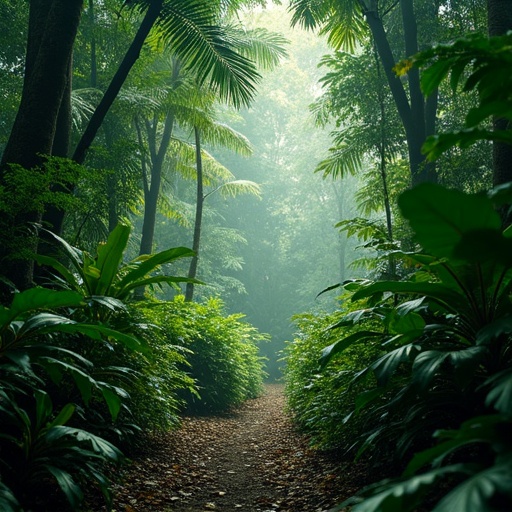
[[141, 296, 267, 413]]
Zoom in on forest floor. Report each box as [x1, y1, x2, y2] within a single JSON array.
[[95, 384, 373, 512]]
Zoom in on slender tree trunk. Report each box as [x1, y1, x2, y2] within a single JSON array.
[[73, 0, 164, 165], [89, 0, 97, 88], [185, 127, 204, 302], [139, 111, 175, 255], [488, 0, 512, 188]]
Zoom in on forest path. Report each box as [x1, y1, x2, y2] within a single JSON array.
[[105, 384, 369, 512]]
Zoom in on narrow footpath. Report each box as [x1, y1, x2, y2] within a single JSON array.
[[104, 384, 370, 512]]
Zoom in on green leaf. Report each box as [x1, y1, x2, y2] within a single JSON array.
[[389, 311, 426, 334], [398, 184, 501, 260], [344, 465, 468, 512], [352, 280, 462, 310], [34, 390, 53, 431], [50, 404, 76, 428], [484, 369, 512, 415], [420, 58, 454, 96], [320, 331, 381, 367], [372, 344, 420, 387], [101, 387, 123, 422], [5, 289, 84, 325], [34, 254, 80, 290], [406, 415, 507, 476], [95, 224, 131, 295], [116, 246, 195, 292], [45, 465, 83, 509], [434, 456, 512, 512]]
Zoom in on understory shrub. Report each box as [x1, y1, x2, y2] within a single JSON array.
[[142, 296, 267, 413], [324, 183, 512, 510], [284, 305, 381, 451]]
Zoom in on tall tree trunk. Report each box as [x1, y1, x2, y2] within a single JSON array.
[[139, 111, 175, 255], [0, 0, 83, 292], [185, 127, 204, 302], [73, 0, 164, 165], [364, 4, 437, 185], [1, 0, 83, 171], [488, 0, 512, 188]]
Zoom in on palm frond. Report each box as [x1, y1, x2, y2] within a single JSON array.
[[133, 0, 261, 108], [288, 0, 330, 30], [199, 121, 253, 156], [321, 1, 367, 53], [226, 26, 289, 70], [157, 193, 193, 227], [209, 179, 261, 199], [315, 142, 363, 179]]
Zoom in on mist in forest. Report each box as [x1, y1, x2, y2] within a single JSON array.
[[156, 6, 363, 379]]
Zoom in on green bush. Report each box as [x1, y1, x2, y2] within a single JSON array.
[[0, 288, 127, 510], [284, 305, 381, 451], [325, 183, 512, 511], [144, 296, 267, 413]]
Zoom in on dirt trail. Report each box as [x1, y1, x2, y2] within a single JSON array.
[[104, 384, 370, 512]]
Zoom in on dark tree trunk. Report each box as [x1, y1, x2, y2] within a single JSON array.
[[488, 0, 512, 188], [364, 4, 437, 186], [185, 127, 204, 302], [1, 0, 83, 171], [0, 0, 83, 291], [139, 111, 175, 255], [73, 0, 164, 165]]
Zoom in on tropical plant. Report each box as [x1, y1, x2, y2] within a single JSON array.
[[0, 287, 134, 509], [284, 306, 381, 450], [322, 183, 512, 510], [397, 32, 512, 161], [36, 223, 196, 310], [145, 296, 267, 413]]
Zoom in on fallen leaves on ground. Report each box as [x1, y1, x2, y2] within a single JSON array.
[[90, 384, 373, 512]]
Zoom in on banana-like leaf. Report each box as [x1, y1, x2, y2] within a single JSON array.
[[116, 246, 194, 291], [95, 224, 131, 295], [320, 331, 382, 368], [398, 184, 501, 261], [0, 289, 84, 327], [352, 281, 463, 311]]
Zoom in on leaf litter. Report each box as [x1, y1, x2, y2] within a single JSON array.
[[90, 384, 371, 511]]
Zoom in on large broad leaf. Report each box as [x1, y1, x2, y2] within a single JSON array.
[[371, 344, 420, 387], [51, 323, 148, 353], [398, 184, 501, 260], [484, 369, 512, 415], [95, 224, 131, 295], [320, 331, 382, 367], [339, 464, 468, 512], [0, 289, 84, 326], [0, 480, 21, 512], [413, 346, 487, 390], [405, 414, 506, 476], [351, 281, 463, 311], [45, 465, 83, 510], [116, 247, 195, 291], [454, 228, 512, 265], [117, 274, 200, 300], [433, 456, 512, 512]]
